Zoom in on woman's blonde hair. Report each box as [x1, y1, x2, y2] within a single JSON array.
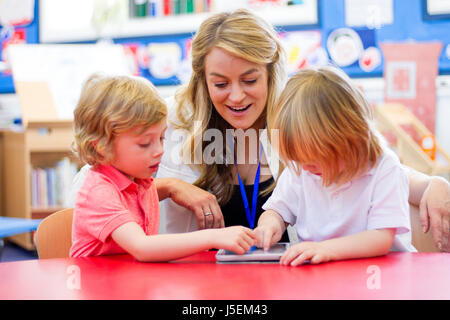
[[271, 66, 383, 187], [174, 8, 287, 204], [73, 73, 167, 167]]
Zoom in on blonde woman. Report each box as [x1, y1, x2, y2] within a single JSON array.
[[156, 8, 291, 241], [71, 9, 450, 251], [256, 66, 415, 266]]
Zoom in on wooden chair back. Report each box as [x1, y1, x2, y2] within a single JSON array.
[[35, 208, 73, 259]]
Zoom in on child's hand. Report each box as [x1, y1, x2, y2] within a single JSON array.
[[254, 210, 286, 251], [254, 225, 280, 251], [214, 226, 256, 254], [280, 241, 332, 266]]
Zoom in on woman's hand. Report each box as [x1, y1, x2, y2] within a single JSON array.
[[419, 176, 450, 252], [156, 178, 225, 230]]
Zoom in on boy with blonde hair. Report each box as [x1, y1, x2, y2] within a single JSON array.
[[71, 74, 256, 261]]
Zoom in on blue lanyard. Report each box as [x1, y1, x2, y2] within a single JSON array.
[[234, 146, 263, 229]]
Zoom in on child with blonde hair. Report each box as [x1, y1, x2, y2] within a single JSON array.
[[255, 66, 415, 266], [70, 74, 256, 261]]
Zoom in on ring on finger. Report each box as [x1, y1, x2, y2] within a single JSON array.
[[204, 212, 213, 217]]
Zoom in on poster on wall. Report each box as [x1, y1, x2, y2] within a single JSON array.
[[0, 0, 34, 27], [147, 43, 182, 79], [423, 0, 450, 19], [279, 30, 328, 75], [326, 27, 381, 73], [177, 37, 193, 84], [8, 44, 131, 121], [135, 30, 329, 85], [131, 40, 189, 86], [345, 0, 393, 29], [122, 43, 140, 76], [1, 28, 26, 74], [0, 0, 34, 74], [381, 42, 443, 133], [385, 61, 417, 99], [359, 46, 381, 72], [327, 28, 364, 67]]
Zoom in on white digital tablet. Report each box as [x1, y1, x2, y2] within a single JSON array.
[[215, 242, 289, 263]]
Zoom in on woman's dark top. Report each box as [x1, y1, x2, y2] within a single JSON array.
[[220, 177, 290, 243]]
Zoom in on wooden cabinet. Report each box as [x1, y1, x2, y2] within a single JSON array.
[[4, 44, 130, 250], [2, 121, 75, 250]]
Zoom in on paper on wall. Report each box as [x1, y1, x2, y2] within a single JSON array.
[[7, 43, 130, 120], [345, 0, 393, 29], [327, 28, 364, 67], [0, 0, 35, 26], [426, 0, 450, 15]]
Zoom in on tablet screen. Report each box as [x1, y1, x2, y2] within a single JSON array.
[[215, 242, 289, 263]]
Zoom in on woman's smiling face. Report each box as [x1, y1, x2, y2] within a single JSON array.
[[204, 47, 269, 130]]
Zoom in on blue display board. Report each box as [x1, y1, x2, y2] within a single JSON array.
[[0, 1, 39, 93], [319, 0, 450, 77], [114, 34, 193, 87], [114, 0, 450, 81], [1, 0, 450, 93]]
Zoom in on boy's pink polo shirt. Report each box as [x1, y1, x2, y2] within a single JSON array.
[[70, 165, 160, 258]]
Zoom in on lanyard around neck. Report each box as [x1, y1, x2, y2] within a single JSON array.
[[234, 144, 263, 229]]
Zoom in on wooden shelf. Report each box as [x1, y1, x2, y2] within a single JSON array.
[[2, 121, 75, 250], [31, 207, 66, 219], [374, 103, 450, 175], [39, 1, 319, 42]]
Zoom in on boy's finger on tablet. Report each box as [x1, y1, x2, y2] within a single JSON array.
[[243, 233, 255, 247], [239, 239, 252, 253], [232, 243, 245, 255], [247, 228, 258, 241]]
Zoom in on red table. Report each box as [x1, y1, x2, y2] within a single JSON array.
[[0, 251, 448, 300]]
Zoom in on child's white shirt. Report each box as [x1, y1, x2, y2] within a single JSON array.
[[262, 149, 416, 252]]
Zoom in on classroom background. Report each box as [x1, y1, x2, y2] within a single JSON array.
[[0, 0, 449, 261]]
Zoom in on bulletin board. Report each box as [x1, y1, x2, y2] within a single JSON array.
[[7, 44, 130, 123], [1, 0, 450, 93], [38, 0, 320, 43], [320, 0, 450, 77], [112, 0, 450, 83], [422, 0, 450, 20], [0, 0, 39, 93]]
